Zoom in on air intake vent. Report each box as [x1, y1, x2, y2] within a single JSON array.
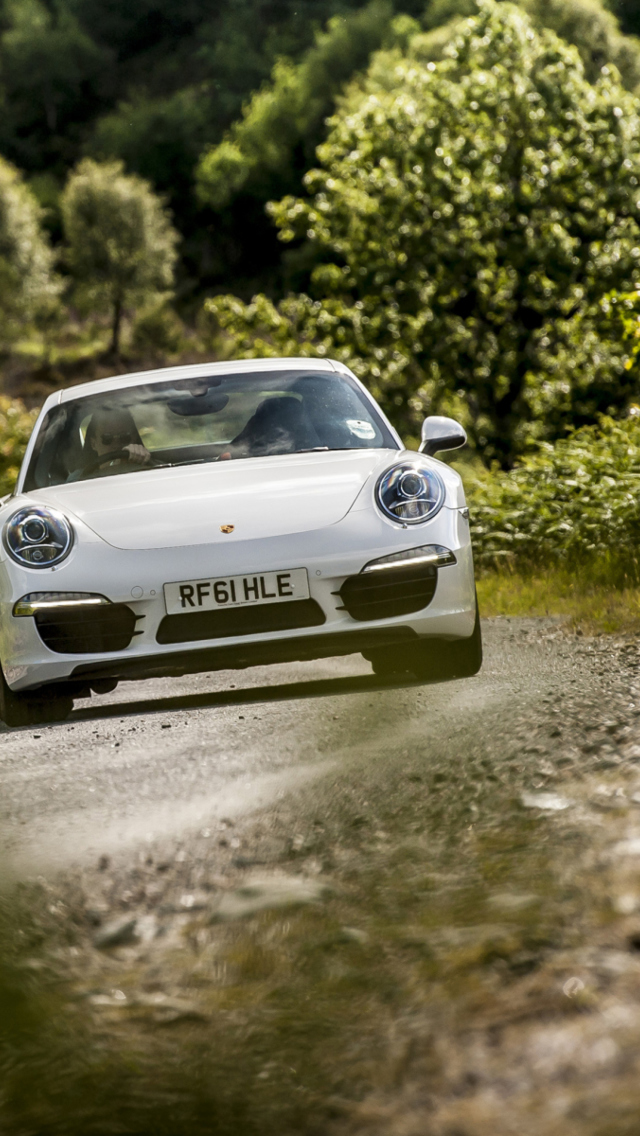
[[157, 598, 326, 645], [35, 604, 140, 654], [339, 563, 437, 622]]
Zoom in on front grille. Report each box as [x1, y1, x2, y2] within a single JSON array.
[[156, 598, 326, 645], [339, 563, 438, 622], [35, 604, 140, 654]]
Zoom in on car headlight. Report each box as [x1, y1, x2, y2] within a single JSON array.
[[3, 506, 74, 568], [375, 462, 445, 524]]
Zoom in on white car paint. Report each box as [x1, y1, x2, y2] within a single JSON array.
[[0, 358, 477, 694]]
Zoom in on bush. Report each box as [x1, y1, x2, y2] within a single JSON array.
[[466, 413, 640, 581], [129, 300, 187, 357], [0, 398, 38, 496]]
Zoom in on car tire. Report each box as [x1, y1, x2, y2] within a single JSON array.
[[409, 596, 482, 683], [0, 668, 73, 728]]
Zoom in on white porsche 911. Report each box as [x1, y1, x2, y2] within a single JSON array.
[[0, 357, 480, 726]]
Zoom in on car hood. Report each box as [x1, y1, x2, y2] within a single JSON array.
[[29, 450, 396, 550]]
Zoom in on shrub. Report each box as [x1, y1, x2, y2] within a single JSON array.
[[0, 398, 38, 496], [466, 413, 640, 581], [129, 300, 186, 357]]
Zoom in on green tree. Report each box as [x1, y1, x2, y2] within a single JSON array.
[[61, 159, 179, 355], [424, 0, 640, 88], [206, 0, 640, 464], [0, 155, 59, 347], [196, 2, 400, 211], [89, 87, 211, 215]]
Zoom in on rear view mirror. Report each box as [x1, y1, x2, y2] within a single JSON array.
[[419, 416, 467, 457]]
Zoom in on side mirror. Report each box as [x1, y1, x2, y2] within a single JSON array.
[[419, 415, 467, 457]]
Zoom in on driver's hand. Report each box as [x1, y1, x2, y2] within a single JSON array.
[[124, 444, 151, 463]]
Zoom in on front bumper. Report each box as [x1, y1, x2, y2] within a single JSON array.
[[0, 506, 475, 692]]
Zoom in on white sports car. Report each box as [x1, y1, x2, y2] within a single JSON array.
[[0, 357, 480, 727]]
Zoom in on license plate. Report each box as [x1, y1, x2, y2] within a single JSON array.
[[164, 568, 310, 615]]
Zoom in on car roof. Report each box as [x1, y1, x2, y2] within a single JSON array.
[[54, 357, 346, 405]]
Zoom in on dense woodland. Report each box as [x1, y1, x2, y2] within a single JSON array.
[[4, 0, 640, 495], [1, 0, 639, 297]]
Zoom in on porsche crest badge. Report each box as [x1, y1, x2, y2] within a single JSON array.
[[220, 524, 235, 534]]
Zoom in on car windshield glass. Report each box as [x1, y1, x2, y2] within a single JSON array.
[[23, 369, 398, 490]]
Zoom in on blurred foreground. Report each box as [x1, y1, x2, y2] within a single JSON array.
[[3, 621, 640, 1135]]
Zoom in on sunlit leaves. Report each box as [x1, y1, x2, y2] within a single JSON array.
[[467, 412, 640, 579], [207, 0, 640, 464], [0, 398, 38, 496], [0, 156, 60, 347]]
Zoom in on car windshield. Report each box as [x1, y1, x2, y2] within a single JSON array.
[[23, 369, 398, 490]]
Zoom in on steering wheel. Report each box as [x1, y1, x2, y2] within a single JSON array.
[[83, 449, 153, 476]]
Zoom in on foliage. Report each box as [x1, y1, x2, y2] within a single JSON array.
[[0, 156, 60, 347], [0, 0, 112, 173], [196, 2, 400, 210], [0, 397, 38, 495], [61, 159, 179, 354], [609, 0, 640, 38], [129, 299, 187, 357], [522, 0, 640, 89], [0, 0, 638, 297], [207, 0, 640, 464], [465, 413, 640, 580], [424, 0, 640, 88], [89, 87, 212, 213]]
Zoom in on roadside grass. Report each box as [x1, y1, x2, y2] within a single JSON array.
[[0, 823, 568, 1135], [477, 568, 640, 635]]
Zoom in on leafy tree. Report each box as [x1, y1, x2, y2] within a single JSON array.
[[61, 159, 178, 355], [89, 87, 211, 211], [196, 2, 400, 210], [206, 0, 640, 464], [194, 2, 411, 295], [0, 156, 60, 347], [424, 0, 640, 88]]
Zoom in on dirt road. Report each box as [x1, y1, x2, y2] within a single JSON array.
[[1, 616, 579, 877], [3, 618, 640, 1136]]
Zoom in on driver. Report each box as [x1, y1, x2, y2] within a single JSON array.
[[71, 407, 152, 480]]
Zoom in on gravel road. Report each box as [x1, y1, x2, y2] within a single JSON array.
[[5, 618, 640, 1136], [1, 616, 576, 879]]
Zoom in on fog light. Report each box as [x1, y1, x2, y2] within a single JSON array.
[[13, 592, 111, 617], [362, 545, 456, 573]]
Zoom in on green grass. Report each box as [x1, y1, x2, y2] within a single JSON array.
[[477, 567, 640, 634]]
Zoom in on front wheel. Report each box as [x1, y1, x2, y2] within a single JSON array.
[[365, 598, 482, 684], [0, 668, 73, 728], [409, 599, 482, 682]]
